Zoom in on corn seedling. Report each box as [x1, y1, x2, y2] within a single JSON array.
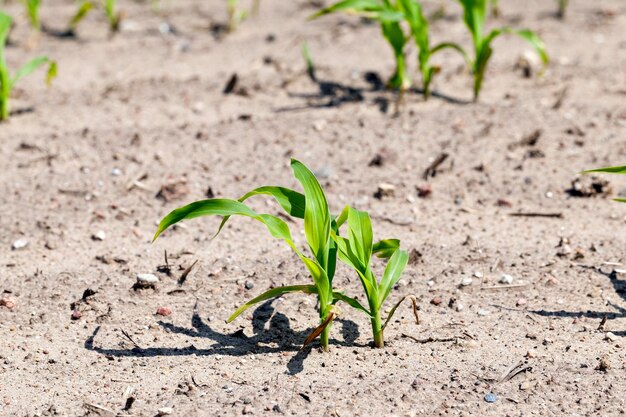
[[105, 0, 120, 32], [226, 0, 259, 32], [67, 1, 94, 35], [311, 1, 411, 90], [456, 0, 548, 101], [0, 12, 56, 121], [23, 0, 41, 31], [489, 0, 500, 17], [584, 166, 626, 203], [153, 159, 373, 351], [331, 206, 417, 347], [398, 0, 466, 98], [557, 0, 569, 19]]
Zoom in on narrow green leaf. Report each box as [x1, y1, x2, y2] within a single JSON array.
[[291, 159, 331, 268], [372, 238, 400, 258], [227, 285, 317, 322], [69, 1, 94, 30], [332, 291, 372, 316], [378, 249, 409, 308], [431, 42, 471, 67], [11, 56, 52, 88], [215, 186, 305, 239], [0, 13, 11, 48], [512, 29, 548, 65], [583, 166, 626, 175], [309, 0, 384, 19]]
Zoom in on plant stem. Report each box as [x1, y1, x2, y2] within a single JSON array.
[[320, 322, 330, 351], [371, 309, 384, 348], [0, 67, 10, 121], [388, 52, 409, 91]]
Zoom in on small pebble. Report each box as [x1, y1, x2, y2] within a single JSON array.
[[526, 350, 537, 358], [11, 238, 28, 250], [460, 277, 473, 286], [519, 381, 531, 391], [430, 297, 442, 306], [71, 310, 82, 320], [516, 298, 527, 307], [473, 271, 483, 278], [499, 274, 514, 284], [484, 392, 498, 403], [374, 183, 396, 199], [477, 309, 490, 316], [158, 407, 173, 416], [0, 297, 16, 310], [137, 274, 159, 285], [605, 332, 618, 342], [156, 307, 172, 316], [111, 168, 122, 176], [455, 303, 465, 312], [244, 281, 254, 290], [92, 230, 106, 241]]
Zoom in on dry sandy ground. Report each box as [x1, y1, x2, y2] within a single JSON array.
[[0, 0, 625, 416]]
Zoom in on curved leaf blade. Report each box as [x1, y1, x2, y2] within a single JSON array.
[[379, 249, 409, 308], [227, 285, 317, 322], [583, 166, 626, 175]]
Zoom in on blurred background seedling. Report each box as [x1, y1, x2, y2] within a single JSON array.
[[104, 0, 120, 32], [455, 0, 548, 101], [0, 12, 56, 120], [584, 166, 626, 203], [66, 1, 94, 36], [23, 0, 41, 31]]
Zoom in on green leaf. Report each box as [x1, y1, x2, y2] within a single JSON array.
[[11, 56, 54, 88], [309, 0, 384, 19], [378, 249, 409, 308], [215, 186, 305, 239], [331, 291, 372, 316], [458, 0, 488, 47], [154, 197, 331, 297], [69, 1, 94, 30], [227, 285, 317, 322], [372, 238, 400, 258], [511, 29, 548, 65], [0, 13, 11, 49], [346, 207, 373, 269], [584, 166, 626, 175], [431, 42, 471, 67], [291, 159, 331, 268]]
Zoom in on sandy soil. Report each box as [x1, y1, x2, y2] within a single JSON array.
[[1, 0, 625, 416]]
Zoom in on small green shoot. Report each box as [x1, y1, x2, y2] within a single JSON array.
[[105, 0, 120, 32], [311, 1, 410, 90], [301, 41, 316, 82], [583, 166, 626, 203], [23, 0, 42, 31], [557, 0, 569, 19], [68, 1, 94, 34], [331, 206, 417, 347], [312, 1, 465, 97], [154, 159, 371, 351], [227, 0, 248, 32], [398, 0, 466, 98], [456, 0, 548, 101], [0, 12, 56, 121]]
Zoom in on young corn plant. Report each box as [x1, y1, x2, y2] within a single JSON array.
[[67, 1, 94, 36], [23, 0, 42, 31], [105, 0, 120, 32], [331, 206, 417, 348], [557, 0, 569, 19], [312, 1, 411, 90], [398, 0, 465, 98], [584, 166, 626, 203], [153, 159, 371, 351], [0, 12, 56, 121], [456, 0, 548, 101]]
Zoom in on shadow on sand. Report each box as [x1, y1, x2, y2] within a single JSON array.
[[84, 299, 363, 375]]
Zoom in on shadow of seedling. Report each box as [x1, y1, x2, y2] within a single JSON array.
[[531, 267, 626, 337], [85, 299, 362, 375]]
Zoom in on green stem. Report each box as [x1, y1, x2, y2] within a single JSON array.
[[320, 323, 330, 351], [371, 309, 384, 348], [0, 67, 10, 121], [388, 52, 409, 91]]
